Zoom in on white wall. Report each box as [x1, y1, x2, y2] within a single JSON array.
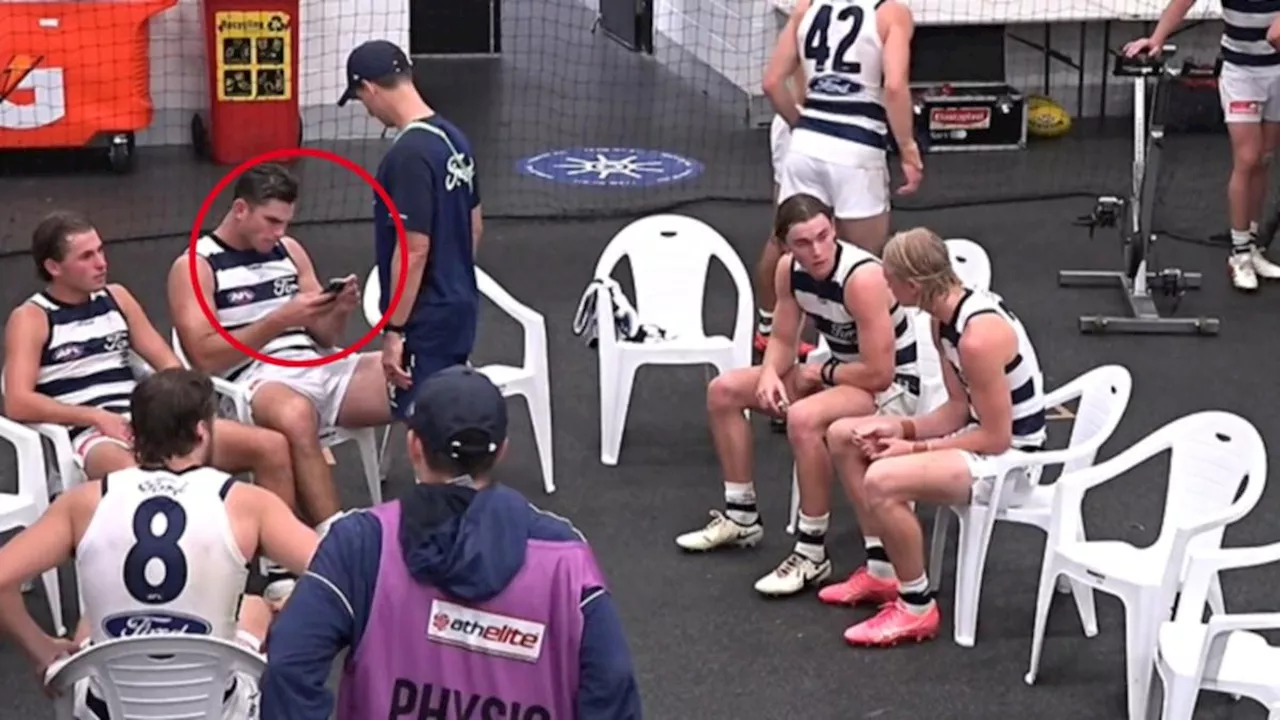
[[139, 0, 408, 146]]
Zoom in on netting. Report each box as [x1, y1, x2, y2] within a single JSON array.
[[0, 0, 1238, 255]]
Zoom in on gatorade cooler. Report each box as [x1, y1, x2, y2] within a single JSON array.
[[195, 0, 301, 165], [0, 0, 177, 173]]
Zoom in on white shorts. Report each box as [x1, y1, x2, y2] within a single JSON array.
[[1219, 63, 1280, 124], [239, 353, 362, 427], [72, 425, 131, 471], [777, 151, 890, 220], [770, 115, 792, 187], [875, 380, 919, 418], [953, 425, 1045, 509]]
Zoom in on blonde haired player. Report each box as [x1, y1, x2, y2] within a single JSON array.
[[763, 0, 922, 258], [1127, 0, 1280, 291], [823, 228, 1046, 647]]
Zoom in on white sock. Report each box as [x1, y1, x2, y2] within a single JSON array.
[[898, 574, 934, 613], [724, 483, 759, 526], [793, 512, 829, 562], [864, 536, 895, 579], [1231, 229, 1253, 253], [315, 511, 347, 538], [757, 309, 773, 336], [1249, 221, 1259, 237]]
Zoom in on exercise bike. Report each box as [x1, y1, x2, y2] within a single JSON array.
[[1059, 45, 1221, 336]]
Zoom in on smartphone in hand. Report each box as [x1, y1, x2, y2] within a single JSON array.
[[324, 277, 350, 295]]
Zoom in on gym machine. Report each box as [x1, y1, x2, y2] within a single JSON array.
[[1059, 45, 1220, 336]]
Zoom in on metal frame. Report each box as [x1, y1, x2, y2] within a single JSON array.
[[1057, 48, 1220, 336]]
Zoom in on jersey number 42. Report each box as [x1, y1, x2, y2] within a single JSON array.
[[123, 496, 190, 605], [803, 4, 866, 75]]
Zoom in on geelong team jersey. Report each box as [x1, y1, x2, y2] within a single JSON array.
[[1221, 0, 1280, 69], [791, 0, 889, 164], [194, 233, 322, 380], [937, 288, 1047, 448], [790, 240, 919, 393], [29, 290, 134, 439], [76, 466, 250, 645]]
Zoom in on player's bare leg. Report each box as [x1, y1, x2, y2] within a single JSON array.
[[841, 450, 970, 646], [333, 354, 395, 428], [1243, 122, 1280, 281], [235, 595, 274, 648], [80, 443, 135, 482], [248, 384, 342, 529], [208, 420, 297, 511], [817, 415, 904, 607], [1227, 121, 1271, 290], [838, 213, 892, 259], [753, 386, 877, 596], [675, 365, 809, 552]]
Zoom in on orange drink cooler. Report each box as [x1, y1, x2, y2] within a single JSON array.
[[0, 0, 176, 171], [196, 0, 301, 166]]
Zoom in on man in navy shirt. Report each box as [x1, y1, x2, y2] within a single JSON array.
[[338, 40, 484, 418]]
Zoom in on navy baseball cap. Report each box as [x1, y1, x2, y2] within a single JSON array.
[[407, 366, 508, 461], [337, 40, 412, 107]]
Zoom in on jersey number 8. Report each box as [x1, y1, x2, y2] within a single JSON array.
[[123, 497, 190, 605], [803, 4, 866, 75]]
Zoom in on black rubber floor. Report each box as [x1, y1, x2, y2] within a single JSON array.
[[0, 196, 1278, 719]]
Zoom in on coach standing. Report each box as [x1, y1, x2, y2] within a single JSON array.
[[337, 39, 484, 417]]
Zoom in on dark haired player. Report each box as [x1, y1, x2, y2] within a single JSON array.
[[4, 210, 294, 495], [0, 368, 318, 718], [676, 194, 920, 599], [168, 163, 395, 539], [337, 39, 484, 416]]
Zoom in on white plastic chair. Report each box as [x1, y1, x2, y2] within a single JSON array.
[[591, 214, 753, 466], [1024, 411, 1267, 720], [0, 367, 85, 494], [361, 267, 556, 494], [44, 634, 265, 720], [944, 238, 993, 291], [785, 239, 991, 533], [1153, 542, 1280, 720], [170, 330, 385, 505], [927, 364, 1134, 647], [0, 414, 65, 636]]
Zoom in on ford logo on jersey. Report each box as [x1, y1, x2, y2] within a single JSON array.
[[809, 75, 861, 96], [103, 611, 212, 638]]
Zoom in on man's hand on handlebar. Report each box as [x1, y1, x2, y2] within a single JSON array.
[[1123, 37, 1162, 58]]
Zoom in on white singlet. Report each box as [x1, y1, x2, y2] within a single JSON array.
[[77, 465, 250, 645], [790, 240, 920, 413], [789, 0, 888, 166], [937, 288, 1047, 450]]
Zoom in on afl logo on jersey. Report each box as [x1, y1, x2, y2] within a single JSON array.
[[51, 344, 84, 362], [104, 611, 212, 638], [227, 289, 256, 305]]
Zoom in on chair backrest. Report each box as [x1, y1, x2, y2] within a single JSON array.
[[46, 635, 265, 720], [593, 214, 754, 341], [362, 268, 381, 329], [361, 267, 546, 368], [1158, 412, 1268, 556], [944, 239, 992, 290], [1042, 365, 1133, 474]]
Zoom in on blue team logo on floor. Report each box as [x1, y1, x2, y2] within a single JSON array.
[[517, 147, 704, 188]]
